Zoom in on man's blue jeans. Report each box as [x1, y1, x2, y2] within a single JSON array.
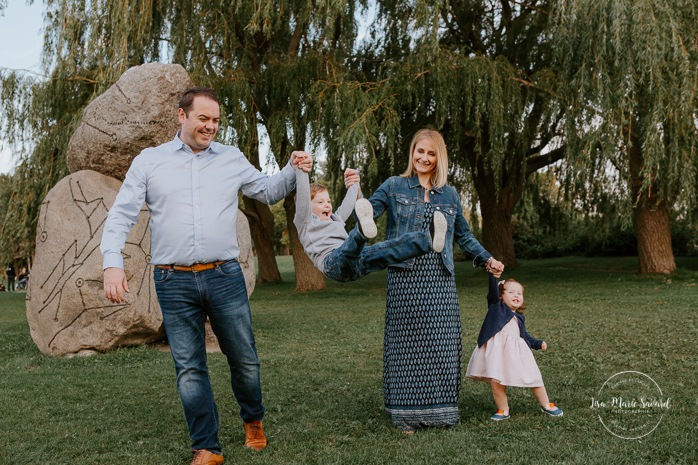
[[153, 259, 263, 454], [323, 227, 432, 282]]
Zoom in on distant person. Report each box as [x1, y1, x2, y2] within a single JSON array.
[[100, 86, 313, 465], [5, 264, 15, 292], [294, 168, 447, 282], [17, 267, 29, 290], [466, 273, 563, 420]]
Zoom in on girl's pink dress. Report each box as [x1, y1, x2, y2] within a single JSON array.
[[465, 317, 543, 387]]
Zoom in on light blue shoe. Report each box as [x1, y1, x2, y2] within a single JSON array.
[[541, 403, 563, 417], [490, 409, 510, 421]]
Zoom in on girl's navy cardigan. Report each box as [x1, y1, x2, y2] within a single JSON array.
[[475, 274, 543, 350]]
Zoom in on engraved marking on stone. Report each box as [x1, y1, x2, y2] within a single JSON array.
[[83, 120, 118, 142], [114, 82, 131, 104]]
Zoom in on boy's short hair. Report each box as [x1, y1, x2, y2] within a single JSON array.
[[309, 183, 328, 200]]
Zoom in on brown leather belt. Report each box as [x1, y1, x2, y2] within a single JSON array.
[[154, 260, 227, 272]]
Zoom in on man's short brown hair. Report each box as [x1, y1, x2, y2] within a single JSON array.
[[178, 87, 219, 116]]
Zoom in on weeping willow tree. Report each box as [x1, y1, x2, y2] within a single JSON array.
[[553, 0, 698, 274], [0, 0, 167, 267], [0, 60, 95, 268], [0, 0, 365, 290], [319, 0, 565, 266]]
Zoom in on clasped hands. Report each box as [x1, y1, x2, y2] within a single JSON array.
[[486, 257, 505, 278], [291, 151, 313, 173]]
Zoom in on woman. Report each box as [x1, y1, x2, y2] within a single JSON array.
[[368, 128, 504, 432]]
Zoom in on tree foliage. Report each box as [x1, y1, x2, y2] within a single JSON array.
[[0, 0, 167, 265], [553, 0, 698, 273], [318, 0, 565, 265]]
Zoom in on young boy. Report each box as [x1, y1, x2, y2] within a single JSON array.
[[294, 168, 446, 282]]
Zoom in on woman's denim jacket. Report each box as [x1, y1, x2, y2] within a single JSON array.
[[369, 175, 492, 275]]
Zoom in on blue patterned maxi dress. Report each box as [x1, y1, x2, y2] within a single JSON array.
[[383, 202, 462, 430]]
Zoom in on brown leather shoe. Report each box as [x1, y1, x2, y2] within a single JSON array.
[[190, 449, 224, 465], [243, 420, 267, 451]]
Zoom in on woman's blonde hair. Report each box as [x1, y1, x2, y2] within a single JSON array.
[[400, 128, 449, 188]]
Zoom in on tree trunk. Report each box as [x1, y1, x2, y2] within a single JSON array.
[[468, 139, 521, 267], [241, 197, 282, 283], [238, 117, 282, 284], [629, 133, 676, 274], [478, 187, 518, 267], [283, 195, 326, 291], [479, 205, 516, 266], [634, 200, 675, 274]]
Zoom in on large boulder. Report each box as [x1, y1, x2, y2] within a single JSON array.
[[27, 170, 256, 356], [66, 63, 193, 181], [27, 170, 161, 356]]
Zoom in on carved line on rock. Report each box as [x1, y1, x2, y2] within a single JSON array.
[[38, 241, 100, 320], [82, 120, 118, 142], [71, 178, 110, 238], [114, 82, 132, 105], [48, 292, 130, 350]]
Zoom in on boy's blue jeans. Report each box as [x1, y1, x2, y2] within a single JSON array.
[[153, 259, 263, 454], [323, 226, 432, 282]]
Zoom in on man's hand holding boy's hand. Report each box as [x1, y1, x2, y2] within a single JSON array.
[[291, 151, 313, 172], [344, 168, 360, 189]]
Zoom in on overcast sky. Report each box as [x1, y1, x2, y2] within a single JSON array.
[[0, 1, 45, 174]]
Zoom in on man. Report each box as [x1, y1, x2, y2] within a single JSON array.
[[101, 87, 312, 465]]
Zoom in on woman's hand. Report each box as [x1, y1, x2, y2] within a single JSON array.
[[486, 258, 505, 278]]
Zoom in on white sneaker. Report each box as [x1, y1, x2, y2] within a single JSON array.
[[431, 210, 447, 253], [354, 198, 377, 239]]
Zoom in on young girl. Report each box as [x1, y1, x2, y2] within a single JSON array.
[[294, 168, 446, 282], [466, 273, 563, 420]]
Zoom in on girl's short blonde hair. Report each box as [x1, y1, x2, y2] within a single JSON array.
[[400, 128, 449, 188]]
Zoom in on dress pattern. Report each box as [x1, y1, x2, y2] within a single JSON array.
[[383, 203, 462, 429]]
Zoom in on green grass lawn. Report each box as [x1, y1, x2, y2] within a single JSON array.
[[1, 256, 697, 464]]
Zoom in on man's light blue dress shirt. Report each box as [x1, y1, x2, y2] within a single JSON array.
[[100, 134, 296, 269]]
